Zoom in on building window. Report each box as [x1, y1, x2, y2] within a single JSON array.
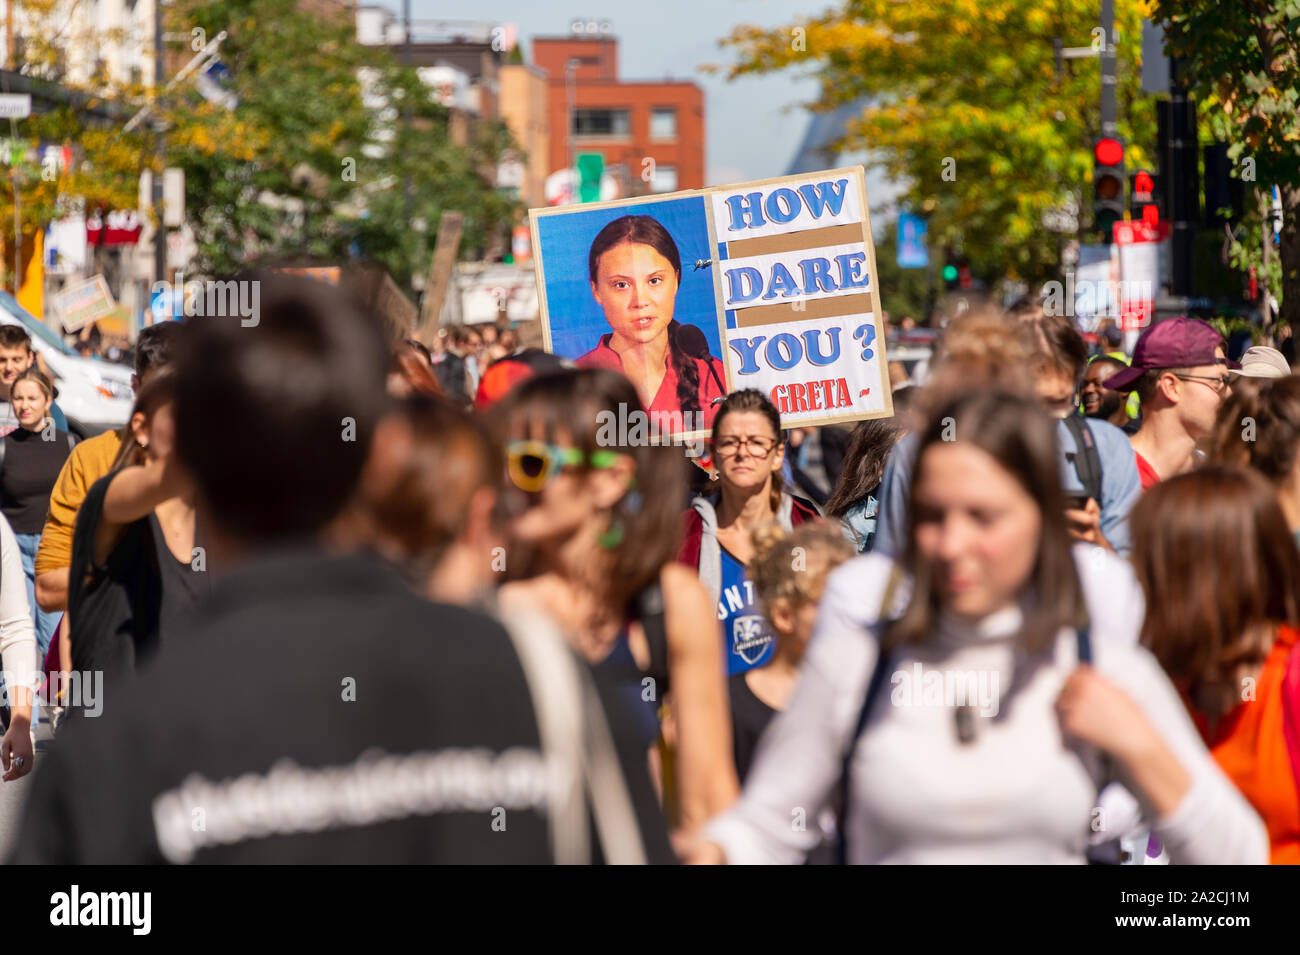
[[650, 165, 677, 194], [650, 108, 677, 141], [573, 108, 629, 137]]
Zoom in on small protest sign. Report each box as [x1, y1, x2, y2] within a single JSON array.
[[52, 275, 115, 333]]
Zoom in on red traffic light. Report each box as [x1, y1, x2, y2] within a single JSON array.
[[1094, 138, 1124, 166]]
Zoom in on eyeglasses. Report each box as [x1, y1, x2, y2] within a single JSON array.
[[1172, 373, 1232, 395], [505, 440, 621, 492], [713, 435, 777, 457]]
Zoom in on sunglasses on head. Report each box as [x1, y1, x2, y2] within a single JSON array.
[[505, 440, 622, 492]]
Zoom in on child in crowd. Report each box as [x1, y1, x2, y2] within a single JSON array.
[[732, 520, 854, 783]]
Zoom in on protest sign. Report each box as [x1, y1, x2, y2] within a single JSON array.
[[52, 274, 115, 333], [1073, 243, 1118, 333], [528, 166, 891, 437], [1113, 219, 1169, 332]]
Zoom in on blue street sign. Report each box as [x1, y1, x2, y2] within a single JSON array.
[[150, 287, 181, 321], [897, 213, 929, 269]]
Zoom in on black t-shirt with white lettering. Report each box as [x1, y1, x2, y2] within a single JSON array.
[[10, 550, 674, 864]]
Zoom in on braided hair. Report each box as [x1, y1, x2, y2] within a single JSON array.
[[667, 320, 701, 417], [588, 215, 700, 416]]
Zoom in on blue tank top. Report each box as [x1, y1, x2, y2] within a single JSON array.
[[716, 545, 775, 675]]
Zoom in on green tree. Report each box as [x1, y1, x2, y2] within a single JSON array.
[[713, 0, 1157, 287], [1153, 0, 1300, 327], [0, 0, 144, 291], [0, 0, 519, 300], [169, 0, 520, 290]]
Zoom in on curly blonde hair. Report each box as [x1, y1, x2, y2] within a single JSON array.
[[748, 520, 854, 624]]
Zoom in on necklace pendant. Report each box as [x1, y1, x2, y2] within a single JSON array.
[[954, 705, 976, 745]]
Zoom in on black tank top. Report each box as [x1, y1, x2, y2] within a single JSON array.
[[728, 672, 777, 784], [591, 582, 672, 750], [148, 511, 212, 641]]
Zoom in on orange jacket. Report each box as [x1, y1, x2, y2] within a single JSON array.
[[1188, 625, 1300, 865]]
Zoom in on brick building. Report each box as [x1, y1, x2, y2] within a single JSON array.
[[532, 34, 704, 198], [499, 63, 549, 208]]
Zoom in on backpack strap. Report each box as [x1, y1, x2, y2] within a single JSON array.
[[496, 604, 649, 865], [1063, 414, 1103, 505], [835, 565, 904, 864], [835, 642, 892, 865]]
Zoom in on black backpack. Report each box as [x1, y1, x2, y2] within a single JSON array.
[[1062, 414, 1103, 505]]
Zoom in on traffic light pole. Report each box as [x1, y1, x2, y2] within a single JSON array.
[[1100, 0, 1116, 140], [1168, 57, 1197, 297], [1089, 0, 1125, 245]]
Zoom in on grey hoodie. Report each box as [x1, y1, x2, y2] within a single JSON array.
[[691, 492, 799, 610]]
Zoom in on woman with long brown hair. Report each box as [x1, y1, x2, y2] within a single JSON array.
[[489, 367, 737, 834], [824, 390, 913, 553], [692, 389, 1265, 864], [1131, 467, 1300, 863], [65, 370, 210, 716], [361, 393, 677, 862]]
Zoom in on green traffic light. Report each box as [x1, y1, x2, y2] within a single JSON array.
[[942, 265, 958, 282], [1095, 210, 1122, 241]]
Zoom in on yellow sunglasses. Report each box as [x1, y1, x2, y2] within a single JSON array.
[[505, 440, 622, 493]]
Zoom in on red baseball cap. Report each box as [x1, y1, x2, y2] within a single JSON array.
[[1102, 318, 1236, 392], [474, 349, 570, 411]]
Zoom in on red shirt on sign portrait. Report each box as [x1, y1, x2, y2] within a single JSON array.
[[578, 333, 726, 432]]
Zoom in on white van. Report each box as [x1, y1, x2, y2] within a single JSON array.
[[0, 290, 134, 436]]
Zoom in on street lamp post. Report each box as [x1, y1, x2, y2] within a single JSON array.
[[153, 0, 166, 293], [403, 0, 413, 225]]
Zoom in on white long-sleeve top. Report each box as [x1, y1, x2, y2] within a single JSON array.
[[0, 513, 38, 699], [704, 545, 1269, 865]]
